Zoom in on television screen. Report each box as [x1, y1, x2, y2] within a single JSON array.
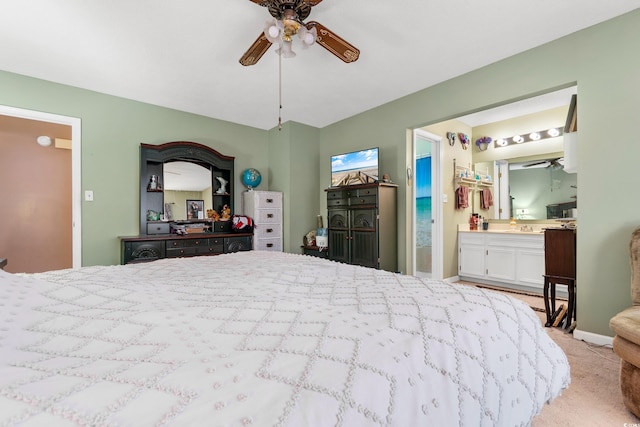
[[331, 147, 379, 187]]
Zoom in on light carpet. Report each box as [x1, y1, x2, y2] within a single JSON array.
[[454, 281, 640, 426]]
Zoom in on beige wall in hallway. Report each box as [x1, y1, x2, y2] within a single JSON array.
[[0, 115, 72, 273]]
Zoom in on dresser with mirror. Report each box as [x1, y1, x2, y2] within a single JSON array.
[[120, 141, 252, 264]]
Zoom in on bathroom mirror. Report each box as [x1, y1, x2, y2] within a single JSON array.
[[506, 156, 577, 220]]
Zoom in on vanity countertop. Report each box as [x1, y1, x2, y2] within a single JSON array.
[[458, 223, 557, 234]]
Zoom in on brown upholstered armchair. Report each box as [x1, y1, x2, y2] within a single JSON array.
[[610, 227, 640, 418]]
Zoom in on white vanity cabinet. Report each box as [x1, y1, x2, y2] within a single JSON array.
[[458, 233, 486, 278], [458, 231, 545, 292]]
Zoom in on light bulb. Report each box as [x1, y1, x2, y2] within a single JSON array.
[[513, 135, 524, 143], [547, 128, 560, 137], [268, 25, 279, 38], [529, 132, 541, 140]]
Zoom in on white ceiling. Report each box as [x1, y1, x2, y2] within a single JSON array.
[[1, 1, 638, 130]]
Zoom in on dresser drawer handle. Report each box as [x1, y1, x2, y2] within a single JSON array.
[[266, 228, 273, 233], [266, 243, 274, 248], [267, 213, 274, 218], [266, 198, 273, 203], [195, 241, 200, 245]]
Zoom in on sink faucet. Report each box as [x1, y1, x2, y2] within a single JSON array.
[[520, 225, 533, 232]]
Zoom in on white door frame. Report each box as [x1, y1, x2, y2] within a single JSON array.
[[412, 129, 443, 279], [0, 105, 82, 268]]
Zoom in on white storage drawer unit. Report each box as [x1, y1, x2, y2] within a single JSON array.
[[242, 191, 283, 252]]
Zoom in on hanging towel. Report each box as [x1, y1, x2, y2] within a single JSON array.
[[480, 188, 494, 210], [455, 186, 469, 209]]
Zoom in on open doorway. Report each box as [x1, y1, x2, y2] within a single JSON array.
[[0, 105, 81, 272]]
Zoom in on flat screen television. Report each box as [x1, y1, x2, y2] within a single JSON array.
[[331, 147, 379, 187]]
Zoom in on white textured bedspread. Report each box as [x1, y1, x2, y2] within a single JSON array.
[[0, 251, 569, 426]]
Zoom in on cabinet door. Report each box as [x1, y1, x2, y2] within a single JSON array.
[[328, 229, 350, 263], [486, 246, 516, 281], [224, 236, 252, 253], [328, 208, 348, 228], [350, 208, 376, 230], [123, 240, 165, 264], [351, 230, 378, 268], [516, 248, 545, 287], [459, 244, 485, 278]]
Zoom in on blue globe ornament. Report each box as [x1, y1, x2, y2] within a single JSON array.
[[242, 168, 262, 190]]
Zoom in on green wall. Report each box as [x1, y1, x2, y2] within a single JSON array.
[[2, 9, 639, 338], [319, 10, 640, 337], [268, 121, 321, 252], [0, 71, 270, 266]]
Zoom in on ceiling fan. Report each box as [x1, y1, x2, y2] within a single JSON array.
[[239, 0, 360, 66], [523, 158, 564, 170]]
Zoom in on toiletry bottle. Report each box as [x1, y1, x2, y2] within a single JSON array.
[[509, 217, 517, 230]]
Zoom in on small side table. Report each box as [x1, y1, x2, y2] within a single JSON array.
[[0, 258, 7, 270], [301, 245, 328, 259]]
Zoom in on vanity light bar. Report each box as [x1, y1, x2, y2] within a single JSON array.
[[494, 127, 563, 148]]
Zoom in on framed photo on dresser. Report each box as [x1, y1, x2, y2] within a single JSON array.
[[187, 199, 204, 220]]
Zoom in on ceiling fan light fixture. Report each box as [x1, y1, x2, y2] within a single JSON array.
[[267, 25, 279, 38], [299, 26, 316, 46], [276, 40, 296, 58], [264, 20, 283, 43]]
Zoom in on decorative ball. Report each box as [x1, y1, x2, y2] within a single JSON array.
[[242, 168, 262, 190]]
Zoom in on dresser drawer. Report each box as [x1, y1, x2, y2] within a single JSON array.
[[213, 221, 232, 232], [254, 238, 282, 251], [256, 223, 282, 239], [356, 187, 378, 197], [167, 239, 208, 248], [327, 198, 348, 207], [254, 208, 281, 223], [166, 247, 198, 257], [147, 222, 170, 235], [350, 195, 377, 205], [254, 192, 282, 208]]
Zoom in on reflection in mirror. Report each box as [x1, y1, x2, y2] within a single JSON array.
[[163, 161, 212, 220], [508, 158, 577, 220]]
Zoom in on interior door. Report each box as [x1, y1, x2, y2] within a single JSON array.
[[412, 129, 442, 279]]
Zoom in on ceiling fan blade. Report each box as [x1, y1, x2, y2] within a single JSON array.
[[239, 32, 273, 66], [306, 21, 359, 63], [523, 160, 548, 168]]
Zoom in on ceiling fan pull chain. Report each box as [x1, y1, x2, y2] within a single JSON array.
[[278, 48, 283, 131]]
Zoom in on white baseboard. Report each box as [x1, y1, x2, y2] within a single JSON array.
[[573, 329, 614, 347]]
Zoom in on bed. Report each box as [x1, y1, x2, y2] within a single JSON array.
[[0, 251, 569, 426]]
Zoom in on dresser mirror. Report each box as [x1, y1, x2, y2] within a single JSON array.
[[163, 161, 213, 221]]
